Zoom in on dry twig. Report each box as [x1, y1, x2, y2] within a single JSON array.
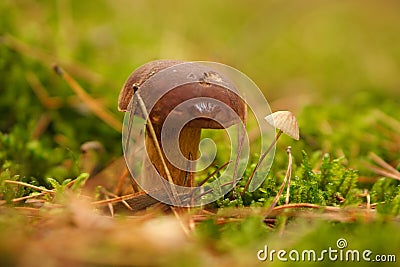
[[4, 180, 54, 194]]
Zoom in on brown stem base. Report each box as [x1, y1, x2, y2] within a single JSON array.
[[144, 125, 201, 187]]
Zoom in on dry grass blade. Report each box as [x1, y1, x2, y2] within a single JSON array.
[[285, 147, 292, 205], [91, 192, 149, 206], [53, 65, 122, 132], [365, 152, 400, 181], [271, 203, 339, 212], [373, 109, 400, 132], [102, 190, 115, 217], [191, 203, 376, 226], [124, 98, 137, 154], [183, 152, 194, 187], [115, 166, 131, 195], [26, 72, 63, 109], [365, 165, 400, 181], [11, 192, 48, 203], [197, 160, 231, 186], [135, 93, 180, 205], [233, 97, 248, 187], [265, 146, 292, 216], [102, 189, 133, 211], [4, 180, 54, 194], [204, 204, 347, 218], [357, 189, 371, 210], [31, 114, 52, 140], [170, 206, 190, 237], [11, 207, 43, 217], [92, 191, 165, 211], [369, 152, 400, 177]]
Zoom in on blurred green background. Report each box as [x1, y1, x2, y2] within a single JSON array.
[[1, 1, 400, 266], [2, 2, 400, 104], [1, 0, 400, 204], [3, 0, 400, 99], [2, 0, 400, 176]]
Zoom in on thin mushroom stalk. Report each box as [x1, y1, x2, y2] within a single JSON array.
[[241, 111, 299, 197], [241, 130, 283, 198]]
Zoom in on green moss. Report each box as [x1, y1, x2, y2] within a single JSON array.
[[1, 0, 400, 265]]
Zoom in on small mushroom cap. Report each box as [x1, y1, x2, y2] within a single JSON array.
[[120, 60, 246, 129], [265, 111, 300, 140]]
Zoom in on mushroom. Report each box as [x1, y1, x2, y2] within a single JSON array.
[[119, 60, 246, 189], [264, 111, 299, 141], [242, 110, 299, 197]]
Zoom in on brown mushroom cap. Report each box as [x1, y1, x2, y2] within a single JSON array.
[[119, 60, 246, 129], [118, 60, 185, 112]]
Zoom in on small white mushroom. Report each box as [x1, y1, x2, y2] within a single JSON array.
[[265, 110, 299, 140], [242, 110, 300, 197]]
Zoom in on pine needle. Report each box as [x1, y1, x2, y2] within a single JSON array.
[[53, 65, 122, 132]]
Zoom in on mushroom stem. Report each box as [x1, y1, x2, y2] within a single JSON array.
[[241, 129, 283, 197], [144, 125, 201, 187]]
